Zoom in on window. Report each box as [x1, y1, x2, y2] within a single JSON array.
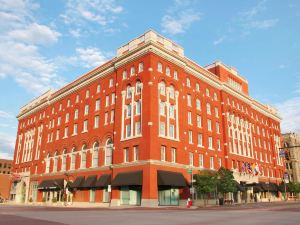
[[138, 62, 144, 72], [124, 148, 129, 162], [188, 131, 193, 144], [186, 78, 191, 87], [67, 99, 71, 107], [208, 137, 213, 149], [76, 95, 79, 103], [207, 119, 212, 131], [126, 86, 132, 99], [217, 139, 221, 151], [127, 104, 132, 117], [56, 129, 60, 140], [73, 124, 78, 135], [136, 81, 142, 95], [83, 120, 88, 132], [92, 142, 99, 167], [94, 116, 99, 128], [45, 154, 50, 173], [122, 71, 127, 80], [133, 146, 139, 161], [59, 104, 62, 111], [135, 122, 141, 135], [64, 127, 68, 138], [157, 62, 162, 72], [110, 93, 115, 105], [188, 112, 192, 125], [189, 152, 194, 166], [197, 115, 202, 128], [210, 157, 214, 169], [86, 90, 90, 98], [196, 99, 201, 111], [65, 113, 69, 123], [57, 117, 61, 126], [62, 149, 66, 171], [159, 101, 165, 115], [205, 88, 210, 97], [97, 84, 101, 93], [105, 139, 113, 166], [109, 78, 114, 87], [71, 148, 76, 170], [84, 105, 89, 115], [161, 146, 166, 161], [81, 145, 87, 169], [126, 124, 131, 138], [218, 158, 222, 168], [198, 133, 203, 146], [169, 105, 175, 118], [169, 124, 175, 138], [166, 66, 170, 76], [171, 148, 176, 163], [130, 66, 135, 76], [213, 93, 217, 101], [199, 154, 204, 168], [110, 110, 114, 123], [105, 95, 109, 107], [169, 85, 175, 99], [159, 122, 165, 136], [215, 107, 219, 117], [95, 99, 100, 111], [53, 152, 58, 172], [174, 70, 178, 80], [74, 109, 79, 120], [105, 112, 108, 125], [187, 95, 191, 106], [216, 122, 220, 133], [196, 83, 200, 92], [136, 101, 141, 115], [159, 81, 166, 95], [206, 103, 211, 115], [90, 189, 96, 203]]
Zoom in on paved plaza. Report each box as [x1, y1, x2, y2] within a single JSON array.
[[1, 203, 300, 225]]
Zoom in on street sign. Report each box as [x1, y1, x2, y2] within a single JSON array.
[[108, 185, 112, 192], [190, 187, 195, 194]]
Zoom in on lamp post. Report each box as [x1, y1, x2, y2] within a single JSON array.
[[215, 175, 220, 205]]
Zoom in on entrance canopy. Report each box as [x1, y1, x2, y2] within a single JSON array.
[[37, 179, 64, 190], [112, 171, 143, 186], [69, 176, 85, 189], [95, 174, 111, 188], [157, 170, 187, 187], [82, 176, 97, 188]]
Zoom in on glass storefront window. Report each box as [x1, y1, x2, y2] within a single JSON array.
[[158, 188, 179, 206]]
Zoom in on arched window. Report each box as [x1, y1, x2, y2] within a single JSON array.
[[169, 85, 175, 99], [92, 142, 99, 167], [105, 138, 113, 166], [157, 62, 162, 73], [130, 66, 135, 76], [138, 62, 144, 73], [186, 78, 191, 87], [122, 71, 127, 80], [45, 153, 50, 173], [61, 149, 67, 171], [81, 144, 87, 169], [126, 85, 132, 99], [136, 81, 142, 95], [196, 83, 200, 92], [159, 81, 166, 95], [166, 66, 170, 76], [70, 147, 76, 170], [53, 151, 58, 172], [205, 88, 210, 97], [96, 84, 101, 93]]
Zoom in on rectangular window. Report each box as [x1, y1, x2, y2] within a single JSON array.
[[65, 113, 69, 123], [81, 152, 86, 169], [199, 154, 204, 168], [105, 112, 108, 125], [126, 124, 131, 138], [197, 133, 203, 146], [160, 122, 165, 136], [188, 112, 192, 125], [207, 119, 212, 131], [73, 124, 78, 135], [57, 117, 61, 126], [188, 131, 193, 144], [171, 148, 176, 163], [127, 104, 132, 117], [84, 105, 89, 115], [136, 101, 141, 115], [138, 62, 144, 72], [111, 93, 115, 105], [197, 115, 202, 128], [74, 109, 79, 120], [216, 122, 220, 133], [89, 189, 96, 203], [159, 101, 165, 116], [133, 146, 138, 161], [217, 139, 221, 151], [83, 120, 88, 132], [64, 127, 68, 138], [189, 152, 194, 166], [187, 95, 191, 106], [218, 158, 222, 168], [215, 107, 219, 118], [135, 122, 141, 136], [124, 148, 129, 162], [169, 105, 175, 118], [169, 124, 175, 138], [56, 130, 60, 140], [210, 157, 214, 169], [94, 116, 99, 128], [105, 96, 109, 107], [161, 146, 166, 161], [97, 84, 101, 93], [110, 110, 114, 123], [109, 78, 114, 87], [208, 137, 213, 149], [95, 99, 100, 111], [67, 99, 71, 107]]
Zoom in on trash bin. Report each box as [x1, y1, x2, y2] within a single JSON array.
[[219, 198, 224, 205]]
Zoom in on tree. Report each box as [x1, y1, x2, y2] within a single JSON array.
[[216, 167, 237, 198], [287, 182, 300, 195], [194, 171, 217, 206]]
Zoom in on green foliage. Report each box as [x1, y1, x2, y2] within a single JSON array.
[[287, 182, 300, 194], [217, 167, 237, 194], [194, 171, 217, 195]]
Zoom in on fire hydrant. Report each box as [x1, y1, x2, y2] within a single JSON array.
[[186, 198, 192, 208]]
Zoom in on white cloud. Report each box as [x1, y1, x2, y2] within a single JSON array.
[[0, 132, 15, 159], [8, 23, 61, 45], [161, 1, 200, 35], [76, 47, 111, 68], [69, 28, 81, 38], [276, 97, 300, 134], [0, 110, 14, 119], [213, 36, 226, 46], [0, 0, 65, 95], [247, 19, 278, 29], [61, 0, 123, 29]]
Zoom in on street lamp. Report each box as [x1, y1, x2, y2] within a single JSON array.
[[215, 175, 220, 205]]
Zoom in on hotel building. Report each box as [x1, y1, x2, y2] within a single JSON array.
[[11, 30, 284, 206]]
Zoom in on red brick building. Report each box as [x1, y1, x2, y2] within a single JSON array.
[[11, 31, 284, 206]]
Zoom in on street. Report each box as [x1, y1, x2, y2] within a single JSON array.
[[1, 203, 300, 225]]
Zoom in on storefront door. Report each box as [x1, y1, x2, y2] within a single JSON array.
[[158, 188, 179, 206]]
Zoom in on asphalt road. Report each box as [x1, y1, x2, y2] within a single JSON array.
[[1, 202, 300, 225]]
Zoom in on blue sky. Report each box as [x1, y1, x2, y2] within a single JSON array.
[[0, 0, 299, 159]]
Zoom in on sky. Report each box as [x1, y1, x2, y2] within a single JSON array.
[[0, 0, 299, 159]]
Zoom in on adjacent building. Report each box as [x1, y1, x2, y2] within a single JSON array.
[[282, 132, 300, 183], [11, 30, 284, 206], [0, 158, 12, 200]]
